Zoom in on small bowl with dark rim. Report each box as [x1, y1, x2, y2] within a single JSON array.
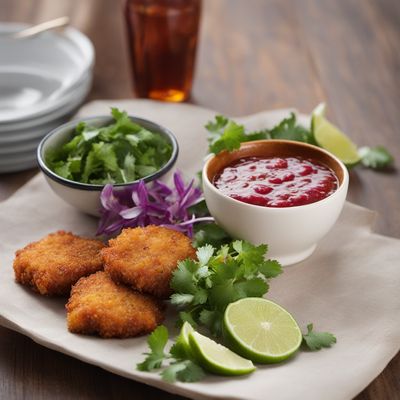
[[37, 115, 179, 217], [202, 140, 348, 266]]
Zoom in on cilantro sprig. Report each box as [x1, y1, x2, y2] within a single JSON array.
[[358, 146, 394, 170], [137, 325, 169, 371], [188, 199, 232, 248], [137, 325, 205, 383], [206, 115, 268, 154], [205, 112, 394, 170], [170, 241, 282, 336], [302, 323, 337, 351], [206, 112, 314, 155]]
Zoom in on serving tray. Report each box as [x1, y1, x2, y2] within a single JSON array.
[[0, 100, 399, 400]]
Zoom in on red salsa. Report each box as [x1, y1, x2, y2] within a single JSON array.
[[213, 156, 338, 207]]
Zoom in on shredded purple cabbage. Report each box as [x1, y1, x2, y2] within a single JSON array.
[[96, 171, 214, 237]]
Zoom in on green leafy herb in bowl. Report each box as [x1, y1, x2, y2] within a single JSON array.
[[45, 108, 174, 185], [37, 108, 178, 216]]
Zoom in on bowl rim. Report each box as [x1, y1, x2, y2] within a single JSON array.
[[202, 139, 349, 211], [37, 115, 179, 191]]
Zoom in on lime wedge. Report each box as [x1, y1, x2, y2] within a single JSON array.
[[223, 298, 302, 363], [311, 103, 361, 166], [312, 102, 327, 119], [176, 321, 195, 358], [188, 331, 255, 376], [180, 321, 194, 346]]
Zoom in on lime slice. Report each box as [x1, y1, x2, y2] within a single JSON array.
[[188, 331, 255, 376], [223, 298, 302, 363], [311, 103, 361, 166]]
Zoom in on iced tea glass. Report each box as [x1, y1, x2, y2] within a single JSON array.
[[125, 0, 201, 102]]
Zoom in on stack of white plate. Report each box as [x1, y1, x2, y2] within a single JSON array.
[[0, 23, 94, 173]]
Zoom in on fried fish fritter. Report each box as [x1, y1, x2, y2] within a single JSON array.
[[13, 231, 105, 296], [66, 271, 164, 338], [102, 226, 196, 298]]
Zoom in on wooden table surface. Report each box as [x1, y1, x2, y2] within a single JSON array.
[[1, 0, 399, 399]]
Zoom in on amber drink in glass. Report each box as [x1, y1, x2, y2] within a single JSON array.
[[125, 0, 201, 102]]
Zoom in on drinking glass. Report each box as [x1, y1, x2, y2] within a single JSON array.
[[124, 0, 202, 102]]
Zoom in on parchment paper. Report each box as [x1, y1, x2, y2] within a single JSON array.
[[0, 100, 399, 400]]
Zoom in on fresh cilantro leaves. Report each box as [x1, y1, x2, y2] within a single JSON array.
[[137, 325, 169, 371], [268, 113, 316, 144], [170, 241, 282, 336], [302, 323, 337, 351], [137, 325, 205, 383], [206, 118, 249, 154], [205, 113, 394, 171], [205, 112, 314, 155], [205, 115, 271, 154], [358, 146, 394, 170], [188, 200, 232, 248], [193, 222, 231, 249], [161, 360, 205, 383], [46, 108, 172, 185]]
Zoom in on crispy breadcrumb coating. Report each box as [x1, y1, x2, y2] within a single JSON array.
[[102, 226, 196, 298], [13, 231, 105, 296], [66, 271, 164, 338]]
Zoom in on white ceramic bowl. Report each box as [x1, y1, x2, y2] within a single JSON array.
[[0, 78, 92, 174], [202, 140, 349, 266], [37, 116, 179, 216], [0, 23, 94, 123], [0, 71, 92, 135], [0, 75, 91, 152]]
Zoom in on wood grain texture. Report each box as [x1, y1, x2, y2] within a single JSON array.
[[0, 0, 398, 399]]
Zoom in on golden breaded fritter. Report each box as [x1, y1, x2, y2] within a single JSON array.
[[13, 231, 105, 296], [102, 226, 196, 298], [66, 271, 164, 338]]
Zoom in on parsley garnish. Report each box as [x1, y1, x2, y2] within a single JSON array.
[[137, 325, 205, 383], [170, 241, 282, 336], [302, 323, 337, 351]]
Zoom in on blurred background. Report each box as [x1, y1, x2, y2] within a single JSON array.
[[2, 0, 398, 115]]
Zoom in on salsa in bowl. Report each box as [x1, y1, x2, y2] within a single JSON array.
[[213, 155, 339, 208], [202, 140, 348, 266]]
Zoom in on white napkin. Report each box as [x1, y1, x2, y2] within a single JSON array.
[[0, 99, 398, 400]]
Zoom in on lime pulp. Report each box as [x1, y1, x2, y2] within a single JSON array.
[[188, 331, 255, 376], [223, 297, 302, 363]]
